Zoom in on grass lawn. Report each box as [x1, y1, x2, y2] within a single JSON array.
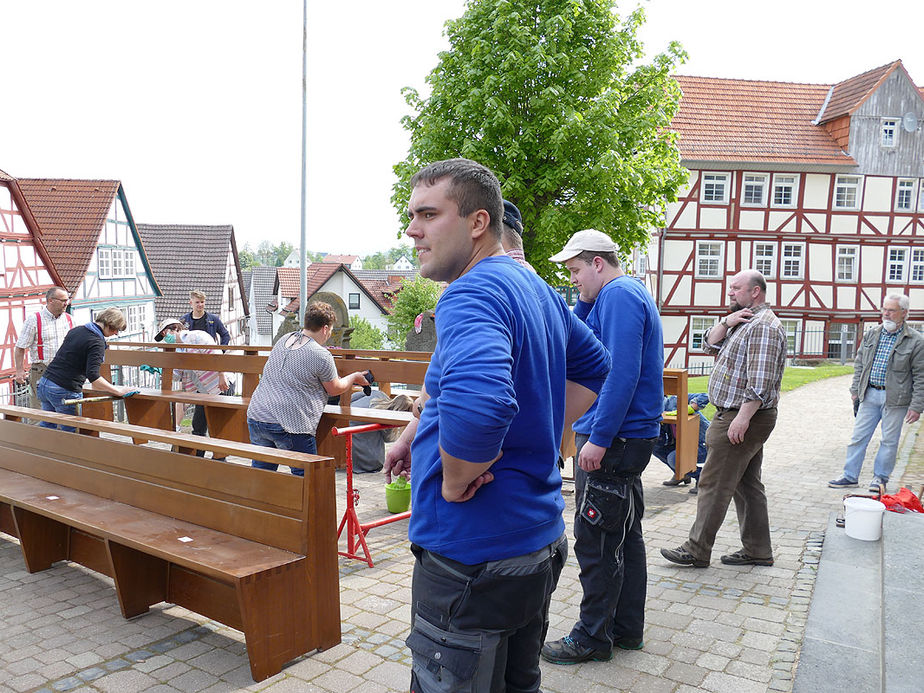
[[686, 363, 854, 420]]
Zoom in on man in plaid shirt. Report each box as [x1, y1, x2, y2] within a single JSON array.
[[661, 270, 786, 568]]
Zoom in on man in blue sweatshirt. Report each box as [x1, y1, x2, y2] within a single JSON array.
[[542, 229, 664, 665], [384, 159, 610, 692]]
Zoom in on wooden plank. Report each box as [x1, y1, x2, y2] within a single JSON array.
[[107, 539, 168, 618], [69, 529, 113, 577], [168, 564, 243, 630], [0, 502, 16, 538], [12, 506, 67, 572], [302, 450, 340, 647]]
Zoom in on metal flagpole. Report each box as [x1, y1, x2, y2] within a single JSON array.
[[299, 0, 308, 321]]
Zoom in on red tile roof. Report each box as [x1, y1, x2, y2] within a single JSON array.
[[673, 76, 853, 165], [817, 60, 901, 124], [275, 263, 392, 314], [17, 179, 121, 290], [0, 168, 13, 181]]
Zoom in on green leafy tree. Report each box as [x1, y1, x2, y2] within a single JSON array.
[[362, 244, 419, 270], [392, 0, 687, 280], [387, 276, 443, 343], [239, 245, 257, 270], [349, 315, 386, 350]]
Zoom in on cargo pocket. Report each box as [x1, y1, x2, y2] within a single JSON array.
[[579, 476, 629, 532], [406, 616, 483, 692]]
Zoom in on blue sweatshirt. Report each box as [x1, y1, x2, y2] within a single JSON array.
[[573, 275, 664, 445], [409, 256, 610, 564]]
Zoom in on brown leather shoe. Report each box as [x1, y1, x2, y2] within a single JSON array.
[[720, 550, 773, 566]]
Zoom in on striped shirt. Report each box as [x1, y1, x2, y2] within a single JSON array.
[[869, 328, 899, 387], [15, 307, 73, 365], [703, 303, 787, 409]]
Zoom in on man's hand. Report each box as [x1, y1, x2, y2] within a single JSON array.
[[725, 308, 754, 328], [906, 409, 921, 424], [384, 432, 413, 482], [728, 413, 750, 444], [445, 472, 495, 503], [218, 374, 229, 392], [14, 369, 28, 385], [578, 441, 606, 471]]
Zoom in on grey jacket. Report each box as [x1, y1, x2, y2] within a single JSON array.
[[851, 323, 924, 412]]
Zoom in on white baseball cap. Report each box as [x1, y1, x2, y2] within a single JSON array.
[[154, 318, 184, 342], [549, 229, 618, 263]]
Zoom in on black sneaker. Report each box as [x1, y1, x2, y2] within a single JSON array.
[[828, 477, 858, 489], [613, 635, 644, 650], [540, 636, 612, 665], [660, 546, 709, 568], [720, 550, 774, 566]]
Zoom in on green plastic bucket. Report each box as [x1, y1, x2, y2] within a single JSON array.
[[385, 477, 412, 514]]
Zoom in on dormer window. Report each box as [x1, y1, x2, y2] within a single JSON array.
[[881, 118, 898, 147], [701, 172, 729, 204]]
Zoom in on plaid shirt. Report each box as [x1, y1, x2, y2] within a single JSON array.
[[703, 303, 787, 409], [15, 307, 73, 365], [868, 329, 899, 387]]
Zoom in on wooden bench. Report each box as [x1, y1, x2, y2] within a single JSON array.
[[0, 405, 339, 682]]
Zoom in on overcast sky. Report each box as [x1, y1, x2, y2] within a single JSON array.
[[2, 1, 923, 257]]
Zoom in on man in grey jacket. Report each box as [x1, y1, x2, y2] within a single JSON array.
[[829, 294, 924, 492]]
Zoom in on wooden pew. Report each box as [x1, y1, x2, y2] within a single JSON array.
[[0, 405, 339, 682], [663, 368, 701, 480]]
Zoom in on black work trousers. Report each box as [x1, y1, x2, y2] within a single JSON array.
[[407, 534, 567, 693], [570, 434, 654, 651]]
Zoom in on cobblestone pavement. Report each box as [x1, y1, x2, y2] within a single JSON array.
[[1, 374, 917, 692]]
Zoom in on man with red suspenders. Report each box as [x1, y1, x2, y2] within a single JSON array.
[[14, 286, 73, 408]]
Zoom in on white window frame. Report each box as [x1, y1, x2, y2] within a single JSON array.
[[689, 316, 717, 352], [881, 118, 898, 147], [752, 242, 777, 279], [348, 293, 361, 309], [771, 174, 798, 208], [779, 319, 801, 356], [835, 245, 859, 282], [919, 178, 924, 212], [781, 242, 805, 280], [886, 247, 908, 283], [834, 175, 862, 210], [742, 173, 768, 207], [111, 249, 124, 278], [127, 305, 143, 334], [910, 248, 924, 284], [695, 240, 723, 278], [123, 249, 135, 277], [701, 172, 730, 204], [98, 248, 112, 278], [895, 179, 916, 211]]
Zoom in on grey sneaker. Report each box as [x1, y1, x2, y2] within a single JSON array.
[[869, 477, 887, 493], [828, 477, 858, 489]]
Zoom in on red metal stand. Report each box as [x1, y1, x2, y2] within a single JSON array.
[[333, 423, 411, 568]]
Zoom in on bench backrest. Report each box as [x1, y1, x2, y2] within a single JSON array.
[[0, 406, 334, 556]]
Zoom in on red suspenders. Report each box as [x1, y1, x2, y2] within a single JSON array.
[[35, 311, 73, 361]]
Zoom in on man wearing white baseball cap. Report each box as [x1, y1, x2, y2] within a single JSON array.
[[542, 229, 664, 665]]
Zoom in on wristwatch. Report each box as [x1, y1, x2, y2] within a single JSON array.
[[720, 317, 729, 328]]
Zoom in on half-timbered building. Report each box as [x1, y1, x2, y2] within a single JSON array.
[[0, 169, 65, 403], [15, 178, 160, 342], [648, 60, 924, 370]]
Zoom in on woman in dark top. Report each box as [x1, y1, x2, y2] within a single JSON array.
[[37, 307, 132, 431]]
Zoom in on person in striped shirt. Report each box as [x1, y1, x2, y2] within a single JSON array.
[[14, 286, 73, 408]]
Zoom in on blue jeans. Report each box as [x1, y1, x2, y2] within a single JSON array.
[[247, 418, 314, 476], [842, 386, 908, 483], [36, 377, 80, 432], [570, 434, 653, 651]]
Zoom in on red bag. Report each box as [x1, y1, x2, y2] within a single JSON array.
[[879, 487, 924, 514]]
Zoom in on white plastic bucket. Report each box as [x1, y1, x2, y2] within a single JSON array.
[[844, 497, 886, 541]]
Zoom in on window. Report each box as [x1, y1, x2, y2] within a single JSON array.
[[127, 305, 144, 334], [881, 118, 898, 147], [742, 174, 768, 206], [98, 248, 111, 278], [690, 317, 716, 352], [123, 249, 135, 276], [781, 243, 805, 279], [920, 179, 924, 211], [111, 249, 124, 278], [753, 242, 776, 278], [834, 175, 861, 209], [896, 179, 916, 211], [772, 174, 797, 207], [701, 173, 729, 203], [779, 319, 801, 356], [887, 247, 907, 282], [827, 323, 857, 359], [348, 293, 360, 310], [695, 241, 723, 278], [228, 286, 235, 311], [911, 248, 924, 284], [836, 245, 859, 282]]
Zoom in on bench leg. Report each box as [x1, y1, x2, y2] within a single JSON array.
[[236, 560, 313, 682], [12, 507, 67, 572], [0, 502, 16, 538], [107, 540, 168, 618]]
